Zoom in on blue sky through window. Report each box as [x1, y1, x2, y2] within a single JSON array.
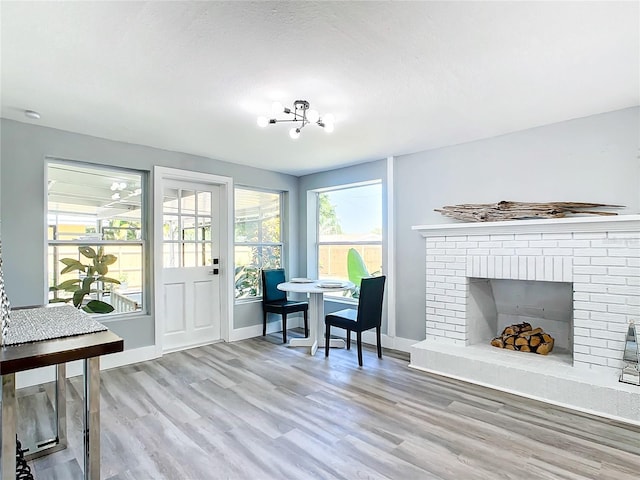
[[326, 183, 381, 236]]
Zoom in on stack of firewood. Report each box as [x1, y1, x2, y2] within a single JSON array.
[[491, 322, 554, 355]]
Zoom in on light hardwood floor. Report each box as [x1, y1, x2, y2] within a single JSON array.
[[17, 332, 640, 479]]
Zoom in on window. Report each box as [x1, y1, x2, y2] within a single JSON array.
[[317, 181, 382, 299], [47, 161, 146, 314], [234, 188, 282, 299]]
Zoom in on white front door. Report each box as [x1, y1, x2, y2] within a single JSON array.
[[161, 181, 221, 351]]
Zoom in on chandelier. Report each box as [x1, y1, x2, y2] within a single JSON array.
[[257, 100, 335, 139]]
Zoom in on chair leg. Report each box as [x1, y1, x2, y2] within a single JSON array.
[[325, 324, 330, 357], [346, 330, 351, 350], [376, 326, 382, 358], [304, 310, 309, 338], [282, 313, 287, 344], [357, 331, 363, 366], [263, 311, 267, 337]]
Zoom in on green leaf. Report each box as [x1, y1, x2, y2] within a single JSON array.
[[82, 277, 94, 291], [95, 263, 108, 275], [85, 300, 115, 314], [102, 254, 118, 266], [347, 248, 370, 288], [60, 258, 86, 274], [79, 246, 97, 259], [72, 289, 88, 307], [97, 276, 121, 285], [57, 278, 80, 290]]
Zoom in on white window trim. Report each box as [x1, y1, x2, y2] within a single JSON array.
[[46, 159, 148, 317], [314, 180, 383, 303]]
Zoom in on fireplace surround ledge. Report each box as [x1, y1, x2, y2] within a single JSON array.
[[412, 214, 640, 236], [411, 215, 640, 425]]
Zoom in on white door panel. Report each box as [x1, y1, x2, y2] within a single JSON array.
[[193, 280, 215, 329], [163, 283, 186, 334]]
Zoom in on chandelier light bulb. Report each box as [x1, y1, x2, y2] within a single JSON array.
[[322, 113, 335, 125], [257, 116, 268, 128], [289, 127, 301, 139], [324, 122, 335, 133], [306, 109, 320, 123], [271, 101, 284, 115]]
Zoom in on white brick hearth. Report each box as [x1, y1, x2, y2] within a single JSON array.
[[410, 215, 640, 425]]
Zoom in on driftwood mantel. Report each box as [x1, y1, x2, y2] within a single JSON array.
[[435, 201, 623, 222]]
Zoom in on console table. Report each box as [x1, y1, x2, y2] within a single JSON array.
[[0, 306, 123, 480]]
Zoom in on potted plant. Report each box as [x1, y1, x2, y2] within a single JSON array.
[[50, 246, 120, 313]]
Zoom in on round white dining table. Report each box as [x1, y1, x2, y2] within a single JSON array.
[[277, 280, 355, 355]]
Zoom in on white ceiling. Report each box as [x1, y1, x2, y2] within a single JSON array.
[[1, 1, 638, 176]]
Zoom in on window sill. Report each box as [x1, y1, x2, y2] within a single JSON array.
[[235, 297, 262, 306], [323, 296, 358, 306]]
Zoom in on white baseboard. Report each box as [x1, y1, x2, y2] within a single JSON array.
[[16, 345, 160, 389], [354, 331, 414, 353], [230, 318, 306, 342], [230, 323, 265, 342], [230, 320, 414, 353], [162, 338, 225, 355]]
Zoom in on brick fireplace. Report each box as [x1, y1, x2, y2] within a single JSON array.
[[410, 215, 640, 424]]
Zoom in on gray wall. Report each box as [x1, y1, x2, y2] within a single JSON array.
[[0, 119, 299, 347], [394, 107, 640, 341]]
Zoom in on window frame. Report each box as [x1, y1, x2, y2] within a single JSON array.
[[46, 159, 148, 317], [234, 186, 284, 302]]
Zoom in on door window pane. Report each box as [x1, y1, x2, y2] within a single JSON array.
[[183, 243, 197, 268], [163, 188, 179, 214], [198, 217, 212, 241], [180, 189, 196, 215], [181, 216, 196, 241], [163, 243, 179, 269], [197, 243, 212, 267], [197, 191, 212, 215], [163, 215, 179, 241]]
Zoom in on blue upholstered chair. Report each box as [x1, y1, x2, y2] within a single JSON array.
[[261, 269, 309, 343], [324, 276, 386, 366]]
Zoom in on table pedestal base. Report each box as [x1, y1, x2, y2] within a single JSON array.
[[287, 292, 347, 355]]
